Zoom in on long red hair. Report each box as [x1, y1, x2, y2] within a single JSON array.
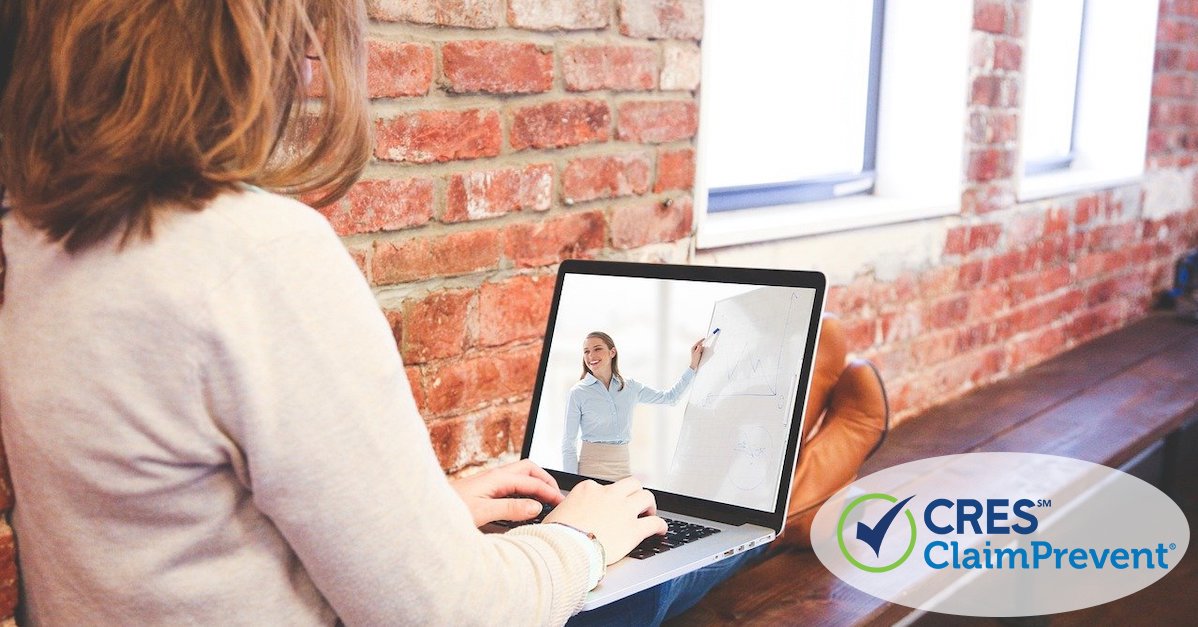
[[0, 0, 371, 252]]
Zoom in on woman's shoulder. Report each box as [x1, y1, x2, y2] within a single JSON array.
[[105, 188, 355, 315], [169, 187, 335, 248], [569, 375, 614, 394], [149, 187, 346, 281]]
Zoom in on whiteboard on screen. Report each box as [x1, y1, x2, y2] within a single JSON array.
[[664, 286, 814, 511]]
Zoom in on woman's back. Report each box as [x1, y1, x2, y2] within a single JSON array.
[[0, 191, 349, 624]]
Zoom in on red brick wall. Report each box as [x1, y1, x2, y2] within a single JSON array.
[[345, 0, 1198, 458], [2, 0, 1197, 620], [329, 0, 703, 474], [807, 0, 1198, 422]]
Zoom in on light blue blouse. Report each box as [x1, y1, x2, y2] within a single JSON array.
[[561, 367, 695, 473]]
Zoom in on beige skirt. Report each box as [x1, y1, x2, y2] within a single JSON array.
[[578, 442, 631, 482]]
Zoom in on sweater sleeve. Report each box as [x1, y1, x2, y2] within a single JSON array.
[[198, 213, 589, 626]]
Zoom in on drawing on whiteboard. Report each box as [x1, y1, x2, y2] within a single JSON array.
[[663, 286, 816, 511], [729, 425, 771, 490], [698, 291, 806, 408]]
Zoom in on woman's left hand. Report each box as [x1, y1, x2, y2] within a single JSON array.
[[451, 459, 565, 527], [690, 338, 705, 370]]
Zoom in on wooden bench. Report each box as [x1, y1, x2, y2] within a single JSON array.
[[671, 312, 1198, 625]]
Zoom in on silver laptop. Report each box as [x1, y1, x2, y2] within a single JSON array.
[[498, 259, 826, 610]]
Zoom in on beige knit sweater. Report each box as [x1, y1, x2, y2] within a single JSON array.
[[0, 189, 589, 626]]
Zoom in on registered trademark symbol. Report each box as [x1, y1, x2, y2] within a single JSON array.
[[1170, 543, 1177, 550]]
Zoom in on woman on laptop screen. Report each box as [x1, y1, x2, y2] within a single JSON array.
[[562, 331, 706, 481]]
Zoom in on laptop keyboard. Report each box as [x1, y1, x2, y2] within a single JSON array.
[[492, 504, 721, 560], [627, 518, 721, 559]]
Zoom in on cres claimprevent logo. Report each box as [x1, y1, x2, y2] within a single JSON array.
[[812, 453, 1191, 617]]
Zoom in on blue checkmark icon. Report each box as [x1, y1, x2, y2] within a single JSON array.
[[856, 495, 915, 557]]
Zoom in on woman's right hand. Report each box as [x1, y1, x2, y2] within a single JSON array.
[[689, 338, 705, 370], [543, 477, 667, 565]]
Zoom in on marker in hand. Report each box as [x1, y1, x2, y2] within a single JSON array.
[[693, 328, 718, 368]]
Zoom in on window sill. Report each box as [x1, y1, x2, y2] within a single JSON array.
[[1016, 168, 1141, 202], [695, 196, 958, 250]]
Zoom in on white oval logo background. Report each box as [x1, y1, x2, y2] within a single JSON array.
[[809, 453, 1190, 617]]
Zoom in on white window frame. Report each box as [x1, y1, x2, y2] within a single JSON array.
[[1016, 0, 1160, 201], [704, 1, 884, 214], [695, 0, 972, 250], [1020, 0, 1085, 175]]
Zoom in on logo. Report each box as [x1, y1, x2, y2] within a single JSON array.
[[837, 493, 917, 572], [810, 453, 1191, 617]]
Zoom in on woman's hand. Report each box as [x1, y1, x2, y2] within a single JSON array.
[[451, 459, 564, 527], [689, 338, 705, 370], [544, 477, 668, 565]]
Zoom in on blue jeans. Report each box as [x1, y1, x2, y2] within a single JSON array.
[[566, 545, 769, 627]]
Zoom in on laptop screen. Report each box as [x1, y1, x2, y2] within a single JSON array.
[[524, 260, 825, 520]]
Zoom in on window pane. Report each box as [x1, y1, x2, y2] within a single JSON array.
[[1022, 0, 1085, 166], [703, 1, 877, 190]]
